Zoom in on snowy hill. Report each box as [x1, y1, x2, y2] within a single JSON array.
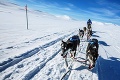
[[0, 1, 120, 80]]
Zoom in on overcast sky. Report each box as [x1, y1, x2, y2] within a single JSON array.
[[7, 0, 120, 25]]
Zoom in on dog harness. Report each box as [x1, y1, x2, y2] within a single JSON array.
[[70, 36, 79, 42], [90, 41, 94, 45]]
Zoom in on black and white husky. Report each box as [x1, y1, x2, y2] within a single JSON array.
[[86, 38, 99, 69], [61, 35, 80, 58]]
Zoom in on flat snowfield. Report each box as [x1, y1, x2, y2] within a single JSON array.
[[0, 1, 120, 80]]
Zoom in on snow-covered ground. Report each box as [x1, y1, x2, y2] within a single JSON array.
[[0, 1, 120, 80]]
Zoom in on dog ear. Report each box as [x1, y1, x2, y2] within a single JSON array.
[[61, 40, 64, 43]]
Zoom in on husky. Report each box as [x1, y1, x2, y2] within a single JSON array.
[[79, 29, 84, 39], [87, 29, 92, 40], [83, 27, 87, 35], [61, 35, 80, 58], [86, 38, 99, 69]]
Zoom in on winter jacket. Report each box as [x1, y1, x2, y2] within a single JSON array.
[[87, 19, 92, 24]]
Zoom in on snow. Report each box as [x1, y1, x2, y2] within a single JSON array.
[[0, 1, 120, 80], [55, 15, 72, 20]]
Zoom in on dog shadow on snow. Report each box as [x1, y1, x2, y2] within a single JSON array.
[[74, 65, 88, 71], [92, 31, 100, 38], [92, 34, 100, 38], [72, 56, 120, 80], [99, 41, 110, 46]]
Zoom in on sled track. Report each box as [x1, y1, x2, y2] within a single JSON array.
[[23, 49, 61, 80], [3, 32, 58, 50], [100, 45, 113, 59], [0, 31, 75, 72]]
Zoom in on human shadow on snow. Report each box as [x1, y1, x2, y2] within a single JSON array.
[[97, 56, 120, 80]]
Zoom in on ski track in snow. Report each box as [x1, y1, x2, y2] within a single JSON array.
[[0, 31, 70, 62], [22, 49, 61, 80], [0, 31, 74, 71], [0, 30, 76, 80], [0, 32, 65, 50]]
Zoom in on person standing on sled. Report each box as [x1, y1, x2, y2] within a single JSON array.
[[87, 19, 92, 30]]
